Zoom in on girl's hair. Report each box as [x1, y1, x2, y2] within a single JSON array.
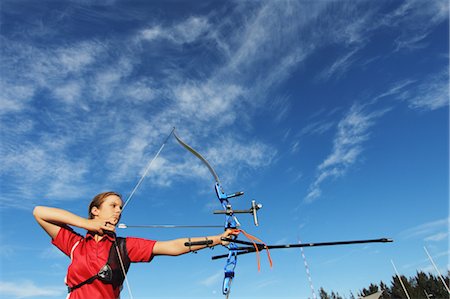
[[88, 191, 122, 219]]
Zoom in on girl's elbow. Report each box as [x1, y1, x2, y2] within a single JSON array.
[[33, 206, 45, 218], [33, 206, 40, 216]]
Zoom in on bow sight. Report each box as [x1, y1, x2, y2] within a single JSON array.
[[212, 185, 263, 227]]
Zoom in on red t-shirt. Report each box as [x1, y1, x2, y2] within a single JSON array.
[[52, 226, 156, 299]]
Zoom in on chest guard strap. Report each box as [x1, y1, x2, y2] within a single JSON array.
[[68, 237, 131, 293]]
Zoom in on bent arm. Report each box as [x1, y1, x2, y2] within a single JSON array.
[[33, 206, 114, 239], [33, 206, 90, 239]]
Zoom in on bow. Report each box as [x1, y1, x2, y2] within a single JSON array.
[[173, 130, 262, 298], [115, 127, 392, 299], [116, 127, 261, 298]]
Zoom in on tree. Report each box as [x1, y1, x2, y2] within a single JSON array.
[[360, 283, 380, 297], [319, 287, 330, 299], [319, 271, 450, 299], [330, 291, 344, 299], [388, 274, 414, 298]]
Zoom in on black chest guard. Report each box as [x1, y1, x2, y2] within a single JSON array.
[[108, 237, 131, 288], [68, 237, 131, 293]]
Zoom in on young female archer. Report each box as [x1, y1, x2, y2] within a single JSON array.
[[33, 191, 239, 299]]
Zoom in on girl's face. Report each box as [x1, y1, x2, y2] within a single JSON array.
[[93, 194, 123, 223]]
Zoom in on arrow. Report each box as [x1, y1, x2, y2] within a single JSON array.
[[212, 238, 393, 260]]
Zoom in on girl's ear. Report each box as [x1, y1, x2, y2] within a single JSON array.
[[91, 206, 100, 217]]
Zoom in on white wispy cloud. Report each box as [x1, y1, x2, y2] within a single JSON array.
[[373, 79, 416, 102], [268, 94, 292, 124], [373, 69, 448, 111], [39, 246, 66, 259], [254, 278, 279, 289], [312, 3, 381, 81], [424, 232, 448, 242], [139, 16, 210, 44], [52, 81, 83, 104], [318, 47, 361, 81], [402, 248, 449, 272], [0, 244, 16, 258], [382, 0, 449, 52], [221, 2, 319, 89], [0, 131, 91, 205], [199, 270, 222, 287], [1, 39, 106, 110], [305, 103, 390, 203], [408, 70, 448, 111], [140, 133, 277, 188], [290, 140, 300, 154], [0, 81, 35, 115], [122, 79, 157, 103], [316, 0, 448, 80], [300, 120, 335, 137], [0, 280, 64, 298], [400, 218, 449, 241], [172, 81, 245, 125]]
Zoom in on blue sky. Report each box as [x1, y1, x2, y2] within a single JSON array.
[[0, 0, 448, 298]]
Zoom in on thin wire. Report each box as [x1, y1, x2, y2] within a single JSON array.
[[122, 127, 175, 211], [117, 127, 175, 299], [115, 243, 133, 299]]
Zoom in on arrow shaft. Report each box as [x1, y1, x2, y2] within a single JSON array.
[[212, 238, 393, 260], [119, 224, 223, 229]]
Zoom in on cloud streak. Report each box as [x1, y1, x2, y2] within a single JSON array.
[[0, 280, 64, 298], [305, 103, 390, 202], [139, 17, 211, 44], [400, 218, 449, 241]]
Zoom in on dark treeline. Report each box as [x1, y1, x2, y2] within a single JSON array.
[[318, 271, 450, 299]]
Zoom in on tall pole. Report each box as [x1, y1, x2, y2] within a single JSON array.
[[390, 260, 411, 299], [424, 246, 450, 294], [299, 239, 317, 299]]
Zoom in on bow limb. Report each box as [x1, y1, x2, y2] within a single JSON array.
[[173, 130, 221, 184]]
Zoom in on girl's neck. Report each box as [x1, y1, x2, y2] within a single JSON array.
[[94, 234, 104, 242]]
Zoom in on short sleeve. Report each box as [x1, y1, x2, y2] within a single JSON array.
[[126, 237, 157, 263], [51, 226, 83, 257]]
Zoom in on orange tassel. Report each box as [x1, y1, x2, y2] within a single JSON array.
[[236, 229, 273, 271]]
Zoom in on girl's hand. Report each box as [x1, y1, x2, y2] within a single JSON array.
[[85, 217, 117, 235], [220, 229, 240, 246]]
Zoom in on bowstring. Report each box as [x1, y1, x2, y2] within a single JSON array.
[[115, 242, 133, 299], [117, 127, 175, 299], [122, 127, 175, 210]]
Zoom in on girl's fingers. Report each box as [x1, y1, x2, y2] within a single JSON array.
[[108, 217, 118, 225], [103, 222, 115, 232], [226, 229, 240, 236]]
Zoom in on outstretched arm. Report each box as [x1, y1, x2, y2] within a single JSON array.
[[33, 206, 115, 239], [153, 229, 239, 256]]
